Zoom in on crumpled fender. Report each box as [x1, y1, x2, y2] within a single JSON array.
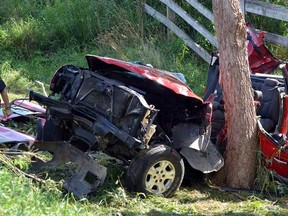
[[180, 140, 224, 173], [172, 122, 224, 173]]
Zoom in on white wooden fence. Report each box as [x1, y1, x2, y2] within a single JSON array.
[[144, 0, 288, 63]]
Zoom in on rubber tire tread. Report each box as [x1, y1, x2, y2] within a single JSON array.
[[125, 144, 184, 198]]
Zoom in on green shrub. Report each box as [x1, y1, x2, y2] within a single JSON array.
[[0, 0, 145, 59]]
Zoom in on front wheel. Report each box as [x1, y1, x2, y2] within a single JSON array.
[[125, 145, 184, 197]]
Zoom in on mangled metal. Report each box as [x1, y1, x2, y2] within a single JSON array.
[[3, 24, 288, 197], [172, 123, 224, 173], [0, 125, 35, 144], [26, 53, 224, 198], [31, 141, 107, 199]]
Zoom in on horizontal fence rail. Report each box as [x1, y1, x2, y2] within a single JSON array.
[[144, 0, 288, 63], [144, 4, 211, 63], [245, 0, 288, 22], [160, 0, 218, 47]]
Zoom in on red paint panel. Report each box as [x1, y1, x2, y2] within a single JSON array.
[[247, 25, 280, 74], [259, 131, 288, 177], [86, 55, 203, 103]]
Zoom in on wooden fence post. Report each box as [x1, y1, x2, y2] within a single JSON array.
[[140, 0, 147, 40], [240, 0, 245, 20], [167, 0, 176, 39]]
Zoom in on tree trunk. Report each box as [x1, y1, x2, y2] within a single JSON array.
[[212, 0, 258, 188]]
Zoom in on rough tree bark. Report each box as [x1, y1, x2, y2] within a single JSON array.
[[212, 0, 258, 188]]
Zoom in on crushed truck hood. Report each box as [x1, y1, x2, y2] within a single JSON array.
[[86, 55, 204, 103]]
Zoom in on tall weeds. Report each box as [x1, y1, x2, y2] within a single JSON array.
[[1, 0, 287, 96], [0, 0, 145, 59]]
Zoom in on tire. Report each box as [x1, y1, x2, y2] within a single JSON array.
[[181, 159, 205, 187], [125, 145, 185, 198]]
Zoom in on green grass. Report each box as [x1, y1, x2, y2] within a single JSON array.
[[1, 157, 288, 216]]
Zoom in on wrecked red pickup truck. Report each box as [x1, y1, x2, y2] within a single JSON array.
[[4, 25, 288, 198], [29, 55, 224, 198]]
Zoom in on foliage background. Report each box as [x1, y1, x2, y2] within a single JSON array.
[[1, 0, 287, 97]]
